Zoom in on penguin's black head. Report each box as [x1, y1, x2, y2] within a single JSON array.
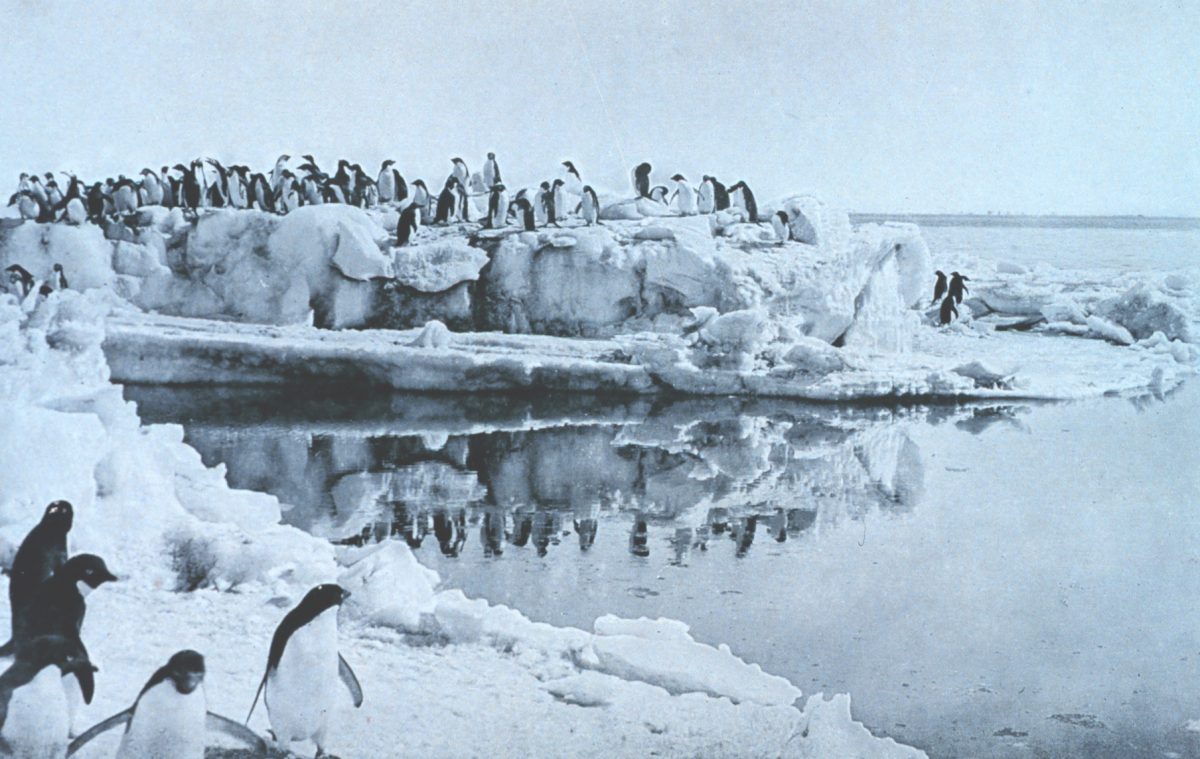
[[672, 174, 686, 182], [38, 283, 53, 297], [487, 152, 495, 160], [540, 181, 550, 190], [562, 160, 575, 170], [52, 263, 63, 272], [41, 499, 73, 532], [60, 554, 118, 590], [552, 179, 564, 187], [381, 159, 394, 169], [935, 270, 945, 277], [776, 210, 789, 222], [18, 635, 95, 677], [444, 177, 456, 190], [451, 157, 464, 165], [164, 649, 206, 694], [950, 271, 959, 277], [297, 583, 350, 616], [172, 164, 187, 173]]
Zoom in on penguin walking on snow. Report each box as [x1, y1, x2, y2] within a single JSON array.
[[486, 184, 508, 229], [669, 175, 696, 215], [948, 272, 969, 304], [578, 186, 600, 226], [931, 270, 947, 305], [2, 501, 73, 656], [67, 650, 266, 759], [482, 152, 501, 188], [0, 635, 96, 758], [939, 295, 958, 325], [247, 584, 363, 758], [51, 265, 68, 291]]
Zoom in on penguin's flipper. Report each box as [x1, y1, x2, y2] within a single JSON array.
[[207, 712, 269, 753], [338, 653, 363, 707], [66, 708, 132, 756], [0, 639, 12, 657], [245, 672, 268, 724]]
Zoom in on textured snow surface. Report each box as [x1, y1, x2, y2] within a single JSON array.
[[0, 291, 923, 758]]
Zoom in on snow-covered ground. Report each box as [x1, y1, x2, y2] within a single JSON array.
[[0, 292, 924, 756]]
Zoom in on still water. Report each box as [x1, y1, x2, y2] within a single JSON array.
[[127, 379, 1200, 759]]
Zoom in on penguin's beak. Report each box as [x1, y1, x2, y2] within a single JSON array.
[[181, 671, 204, 693], [102, 569, 120, 583], [340, 588, 352, 603]]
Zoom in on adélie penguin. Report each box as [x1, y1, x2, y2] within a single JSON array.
[[395, 202, 420, 247], [66, 650, 266, 759], [948, 272, 969, 304], [579, 185, 600, 226], [0, 635, 95, 759], [1, 500, 73, 656], [939, 294, 958, 325], [246, 584, 362, 758], [771, 211, 791, 243], [931, 270, 947, 305]]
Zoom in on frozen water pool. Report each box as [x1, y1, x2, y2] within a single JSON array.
[[127, 379, 1200, 759]]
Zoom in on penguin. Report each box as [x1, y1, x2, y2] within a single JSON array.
[[7, 190, 41, 221], [710, 176, 730, 211], [931, 270, 947, 305], [301, 174, 325, 206], [450, 157, 469, 189], [112, 177, 139, 216], [482, 152, 501, 188], [5, 501, 73, 647], [10, 554, 117, 653], [669, 175, 696, 215], [277, 171, 301, 214], [551, 178, 566, 219], [435, 178, 458, 224], [648, 185, 669, 205], [579, 185, 600, 226], [270, 155, 290, 194], [66, 650, 267, 759], [540, 182, 558, 227], [771, 210, 791, 243], [377, 160, 404, 203], [248, 172, 275, 212], [5, 265, 35, 298], [43, 175, 63, 208], [27, 175, 49, 206], [408, 179, 431, 224], [949, 272, 969, 304], [939, 295, 958, 325], [697, 176, 716, 214], [0, 635, 95, 759], [395, 202, 420, 247], [486, 183, 508, 229], [159, 166, 176, 208], [85, 183, 106, 223], [246, 584, 362, 757], [727, 181, 758, 222], [221, 163, 248, 209], [139, 168, 164, 206], [54, 176, 87, 225], [454, 178, 471, 222], [632, 162, 652, 198], [508, 197, 536, 231], [52, 264, 68, 291], [560, 160, 583, 196], [175, 163, 203, 211]]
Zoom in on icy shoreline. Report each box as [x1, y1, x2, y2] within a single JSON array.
[[0, 293, 925, 757]]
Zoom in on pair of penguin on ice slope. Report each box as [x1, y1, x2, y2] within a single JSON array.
[[0, 500, 362, 758], [932, 270, 970, 325]]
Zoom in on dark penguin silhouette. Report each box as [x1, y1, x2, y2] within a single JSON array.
[[710, 177, 730, 211], [727, 181, 758, 222], [939, 295, 958, 325], [0, 635, 96, 754], [509, 197, 536, 231], [434, 178, 458, 224], [11, 554, 117, 653], [540, 182, 558, 227], [632, 162, 652, 198], [2, 500, 73, 655], [931, 270, 947, 305], [575, 519, 598, 551], [948, 272, 969, 304], [395, 203, 420, 247]]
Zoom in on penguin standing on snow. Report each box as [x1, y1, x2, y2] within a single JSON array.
[[395, 202, 420, 247], [7, 190, 42, 221], [52, 264, 68, 291], [377, 160, 406, 204], [540, 182, 559, 227], [246, 584, 363, 757], [435, 178, 458, 224], [270, 155, 290, 195], [3, 501, 73, 651], [710, 176, 731, 211], [948, 272, 969, 304], [697, 176, 716, 214], [508, 197, 536, 231], [450, 157, 469, 189], [579, 185, 600, 226], [486, 183, 508, 229], [482, 152, 501, 188], [410, 179, 432, 223], [727, 181, 759, 222], [669, 174, 696, 215], [561, 160, 583, 195], [930, 270, 947, 305], [0, 635, 96, 758], [5, 265, 35, 299], [771, 211, 792, 243], [632, 162, 652, 198], [67, 650, 266, 759], [939, 295, 958, 325]]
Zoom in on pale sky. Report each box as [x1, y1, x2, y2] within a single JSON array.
[[2, 0, 1196, 215]]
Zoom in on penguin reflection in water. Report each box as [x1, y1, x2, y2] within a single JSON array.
[[66, 650, 265, 758], [247, 583, 363, 758]]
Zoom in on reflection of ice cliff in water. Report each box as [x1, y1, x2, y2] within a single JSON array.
[[130, 389, 1031, 559]]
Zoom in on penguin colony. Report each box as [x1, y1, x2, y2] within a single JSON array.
[[7, 155, 796, 248], [0, 500, 361, 758]]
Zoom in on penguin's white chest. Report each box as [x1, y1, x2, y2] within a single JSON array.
[[2, 667, 69, 759], [266, 609, 339, 743], [118, 682, 207, 759]]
